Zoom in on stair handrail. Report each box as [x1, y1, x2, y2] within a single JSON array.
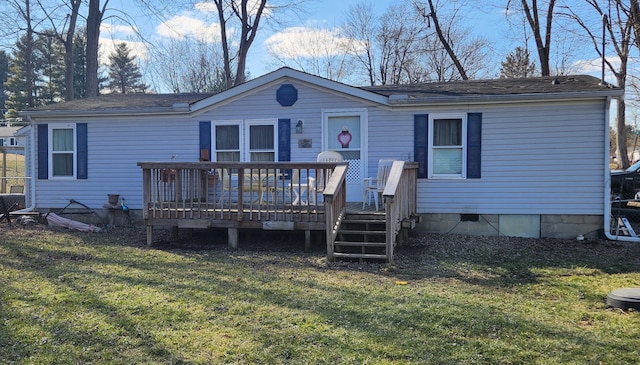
[[382, 161, 419, 262], [322, 164, 348, 261]]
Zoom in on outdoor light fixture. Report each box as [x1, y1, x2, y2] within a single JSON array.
[[296, 120, 304, 134]]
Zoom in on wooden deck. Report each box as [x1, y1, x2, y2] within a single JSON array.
[[138, 161, 418, 262]]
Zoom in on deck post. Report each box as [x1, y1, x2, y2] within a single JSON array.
[[146, 225, 153, 246], [228, 228, 238, 250], [304, 230, 311, 251], [172, 226, 179, 241]]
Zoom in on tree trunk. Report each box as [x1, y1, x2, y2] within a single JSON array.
[[86, 0, 107, 98], [215, 1, 233, 90], [63, 0, 81, 101], [233, 0, 266, 86], [520, 0, 555, 76]]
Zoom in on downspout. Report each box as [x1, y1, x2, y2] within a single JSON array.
[[604, 96, 635, 241], [13, 115, 36, 213]]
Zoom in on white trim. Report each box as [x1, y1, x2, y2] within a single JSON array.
[[428, 113, 467, 179], [245, 119, 278, 162], [211, 119, 278, 162], [190, 68, 389, 113], [48, 123, 77, 180]]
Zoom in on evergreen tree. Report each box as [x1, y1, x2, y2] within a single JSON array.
[[107, 43, 146, 94], [35, 31, 66, 104], [500, 47, 537, 78], [5, 34, 41, 118], [73, 30, 87, 99], [0, 51, 8, 116]]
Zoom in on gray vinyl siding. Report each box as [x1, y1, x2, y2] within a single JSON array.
[[31, 80, 608, 217], [415, 100, 606, 215], [35, 115, 198, 209]]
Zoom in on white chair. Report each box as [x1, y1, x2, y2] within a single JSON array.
[[288, 169, 316, 205], [363, 159, 395, 211], [314, 151, 344, 203]]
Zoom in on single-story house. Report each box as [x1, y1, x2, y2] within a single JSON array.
[[18, 67, 623, 244], [0, 126, 25, 154]]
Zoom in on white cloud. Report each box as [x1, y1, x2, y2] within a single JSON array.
[[99, 39, 149, 64], [156, 15, 221, 43], [572, 57, 617, 74], [265, 27, 361, 59], [195, 2, 217, 13], [101, 23, 137, 36]]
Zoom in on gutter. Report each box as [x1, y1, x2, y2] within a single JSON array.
[[386, 90, 625, 107]]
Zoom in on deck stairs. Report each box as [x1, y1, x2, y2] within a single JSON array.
[[332, 211, 390, 261]]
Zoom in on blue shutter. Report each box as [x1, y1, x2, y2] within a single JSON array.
[[37, 124, 48, 179], [466, 113, 482, 179], [278, 119, 291, 162], [414, 114, 428, 178], [199, 121, 211, 160], [77, 123, 88, 179]]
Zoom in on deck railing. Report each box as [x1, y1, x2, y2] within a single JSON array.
[[383, 161, 419, 262], [138, 161, 346, 237], [321, 164, 348, 261]]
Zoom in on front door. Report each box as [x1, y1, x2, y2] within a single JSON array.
[[323, 110, 367, 202]]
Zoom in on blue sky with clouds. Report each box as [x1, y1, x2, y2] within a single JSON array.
[[98, 0, 621, 87]]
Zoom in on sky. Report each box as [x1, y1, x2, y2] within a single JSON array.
[[99, 0, 534, 87]]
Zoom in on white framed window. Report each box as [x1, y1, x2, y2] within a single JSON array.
[[214, 121, 242, 162], [428, 114, 467, 179], [49, 123, 76, 179], [246, 120, 276, 162], [212, 119, 277, 162]]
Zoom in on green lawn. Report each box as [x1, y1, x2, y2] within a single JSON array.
[[1, 225, 639, 364]]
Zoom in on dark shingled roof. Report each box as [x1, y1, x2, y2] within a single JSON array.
[[361, 75, 617, 98], [26, 92, 215, 111], [23, 74, 619, 113]]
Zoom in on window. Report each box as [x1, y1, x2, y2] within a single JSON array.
[[213, 120, 276, 162], [247, 123, 275, 161], [215, 123, 241, 162], [429, 114, 466, 178], [49, 124, 76, 178]]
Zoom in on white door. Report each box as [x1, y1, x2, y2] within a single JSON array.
[[323, 110, 367, 202]]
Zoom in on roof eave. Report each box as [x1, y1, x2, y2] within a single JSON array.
[[19, 107, 191, 118], [386, 90, 624, 106]]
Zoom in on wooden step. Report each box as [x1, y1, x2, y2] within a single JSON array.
[[342, 218, 385, 224], [333, 252, 388, 260], [338, 229, 385, 235], [334, 240, 386, 247]]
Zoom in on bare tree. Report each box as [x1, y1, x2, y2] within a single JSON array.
[[507, 0, 556, 76], [265, 26, 355, 82], [213, 0, 267, 88], [343, 1, 379, 85], [563, 1, 633, 168], [377, 3, 427, 85], [146, 37, 228, 93], [36, 0, 82, 101], [414, 0, 469, 80]]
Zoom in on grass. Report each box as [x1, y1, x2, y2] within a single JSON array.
[[1, 226, 639, 364]]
